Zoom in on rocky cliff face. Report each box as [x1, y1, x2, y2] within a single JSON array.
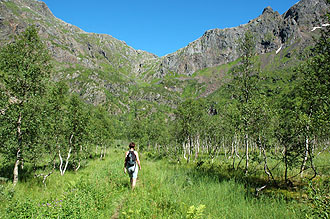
[[0, 0, 163, 109], [157, 0, 329, 77], [0, 0, 328, 109], [0, 0, 157, 75]]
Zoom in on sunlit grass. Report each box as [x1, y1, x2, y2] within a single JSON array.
[[119, 156, 305, 218], [0, 149, 317, 218]]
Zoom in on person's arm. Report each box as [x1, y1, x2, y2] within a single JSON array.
[[124, 151, 128, 173], [135, 151, 141, 170]]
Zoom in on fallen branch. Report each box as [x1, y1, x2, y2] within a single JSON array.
[[255, 185, 267, 197]]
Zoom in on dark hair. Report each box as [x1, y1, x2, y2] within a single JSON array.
[[129, 142, 135, 148]]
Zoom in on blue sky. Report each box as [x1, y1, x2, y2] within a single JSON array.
[[41, 0, 299, 57]]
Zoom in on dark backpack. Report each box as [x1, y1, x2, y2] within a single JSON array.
[[126, 151, 136, 168]]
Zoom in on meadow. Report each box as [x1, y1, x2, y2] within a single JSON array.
[[1, 146, 324, 219]]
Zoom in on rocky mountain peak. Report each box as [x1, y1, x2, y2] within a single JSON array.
[[283, 0, 329, 28], [0, 0, 329, 106], [157, 0, 329, 77], [262, 6, 275, 15]]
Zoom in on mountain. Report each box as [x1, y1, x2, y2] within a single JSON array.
[[0, 0, 329, 111], [158, 0, 329, 76], [0, 0, 167, 112]]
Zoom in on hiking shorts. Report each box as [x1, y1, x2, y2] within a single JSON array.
[[127, 164, 138, 179]]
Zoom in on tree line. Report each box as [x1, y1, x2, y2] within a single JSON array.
[[0, 19, 329, 187], [0, 26, 117, 186], [131, 19, 330, 185]]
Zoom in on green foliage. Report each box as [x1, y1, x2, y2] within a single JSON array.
[[0, 5, 329, 218], [296, 19, 330, 138], [117, 152, 305, 218], [186, 204, 206, 219], [305, 178, 330, 218], [0, 26, 120, 183], [2, 156, 124, 218], [175, 98, 207, 144], [2, 149, 325, 218], [3, 1, 20, 16], [0, 25, 52, 184]]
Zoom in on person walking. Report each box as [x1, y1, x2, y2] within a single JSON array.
[[124, 142, 141, 190]]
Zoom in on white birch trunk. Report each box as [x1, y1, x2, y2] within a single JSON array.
[[300, 135, 309, 177], [13, 112, 22, 186], [13, 155, 20, 186], [195, 135, 200, 161], [183, 142, 187, 161], [75, 161, 81, 172], [59, 148, 72, 176], [245, 133, 249, 175], [100, 144, 104, 159]]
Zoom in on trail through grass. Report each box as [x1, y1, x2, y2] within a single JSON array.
[[0, 149, 306, 218]]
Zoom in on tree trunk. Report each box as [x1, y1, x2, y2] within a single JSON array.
[[13, 149, 20, 186], [13, 112, 22, 186], [187, 137, 192, 163], [233, 135, 240, 169], [59, 150, 63, 174], [195, 135, 200, 161], [235, 136, 240, 158], [59, 148, 71, 176], [74, 161, 81, 172], [308, 142, 317, 180], [262, 146, 275, 183], [284, 146, 289, 184], [245, 133, 249, 175], [230, 138, 235, 159], [35, 169, 54, 187], [232, 145, 236, 170], [183, 142, 187, 161], [100, 144, 104, 159], [223, 137, 227, 159], [300, 135, 309, 177]]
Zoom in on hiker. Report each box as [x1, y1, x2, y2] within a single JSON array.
[[124, 142, 141, 189]]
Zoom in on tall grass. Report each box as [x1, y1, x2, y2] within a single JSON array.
[[119, 158, 304, 218], [0, 150, 129, 218], [0, 149, 307, 218]]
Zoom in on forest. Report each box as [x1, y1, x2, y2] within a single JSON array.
[[0, 14, 329, 218]]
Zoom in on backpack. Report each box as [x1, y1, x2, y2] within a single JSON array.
[[126, 151, 136, 168]]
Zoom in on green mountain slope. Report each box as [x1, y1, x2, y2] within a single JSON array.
[[0, 0, 328, 113]]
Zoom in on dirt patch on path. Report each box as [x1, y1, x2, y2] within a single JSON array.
[[111, 198, 125, 219]]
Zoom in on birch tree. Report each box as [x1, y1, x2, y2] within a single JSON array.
[[230, 31, 259, 174], [66, 94, 90, 172], [296, 18, 330, 177], [175, 99, 207, 162], [0, 26, 52, 186], [46, 81, 70, 176]]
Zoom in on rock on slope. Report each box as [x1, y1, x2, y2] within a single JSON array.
[[0, 0, 328, 108], [0, 0, 163, 109], [0, 0, 158, 78], [157, 0, 329, 77]]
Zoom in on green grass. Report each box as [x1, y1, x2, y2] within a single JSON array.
[[124, 159, 305, 218], [4, 1, 20, 16], [0, 149, 310, 218], [0, 150, 129, 218]]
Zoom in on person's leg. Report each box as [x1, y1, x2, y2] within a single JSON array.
[[131, 166, 138, 190], [132, 178, 137, 189], [127, 166, 134, 188]]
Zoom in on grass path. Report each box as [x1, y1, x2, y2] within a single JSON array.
[[110, 195, 126, 219], [1, 149, 306, 218], [104, 150, 305, 218]]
